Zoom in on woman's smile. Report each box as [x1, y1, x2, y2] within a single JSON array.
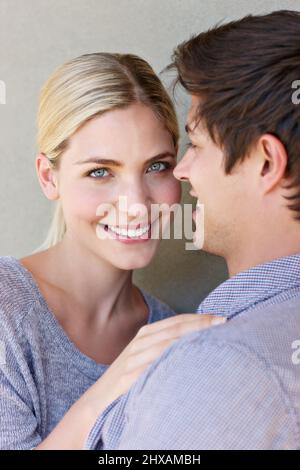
[[96, 218, 160, 244]]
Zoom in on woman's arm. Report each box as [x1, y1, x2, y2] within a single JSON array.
[[35, 314, 225, 449]]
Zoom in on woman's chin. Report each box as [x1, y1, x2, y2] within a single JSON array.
[[110, 247, 158, 271]]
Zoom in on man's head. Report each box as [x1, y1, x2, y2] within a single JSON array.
[[171, 10, 300, 273]]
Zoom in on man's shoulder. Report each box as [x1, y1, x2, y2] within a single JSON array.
[[120, 301, 299, 449], [188, 292, 300, 358], [134, 293, 300, 393]]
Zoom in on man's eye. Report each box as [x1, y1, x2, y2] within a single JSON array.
[[147, 162, 171, 173], [185, 142, 196, 150], [88, 168, 110, 178]]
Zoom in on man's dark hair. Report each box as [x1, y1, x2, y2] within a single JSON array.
[[168, 10, 300, 219]]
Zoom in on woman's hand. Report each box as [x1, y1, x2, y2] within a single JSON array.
[[91, 314, 226, 412], [36, 313, 225, 449]]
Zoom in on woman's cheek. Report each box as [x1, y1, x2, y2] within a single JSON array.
[[67, 184, 116, 222], [153, 176, 182, 205]]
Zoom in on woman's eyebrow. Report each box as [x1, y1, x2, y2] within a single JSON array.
[[75, 157, 123, 166], [145, 152, 176, 165], [75, 152, 176, 167]]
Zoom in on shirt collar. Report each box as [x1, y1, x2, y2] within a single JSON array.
[[197, 252, 300, 319]]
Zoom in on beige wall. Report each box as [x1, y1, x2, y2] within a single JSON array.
[[0, 0, 298, 312]]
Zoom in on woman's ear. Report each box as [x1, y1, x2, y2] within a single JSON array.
[[35, 153, 59, 201], [258, 134, 288, 194]]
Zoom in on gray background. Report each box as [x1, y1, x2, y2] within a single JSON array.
[[0, 0, 298, 312]]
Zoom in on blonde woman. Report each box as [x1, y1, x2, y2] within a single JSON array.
[[0, 53, 223, 450]]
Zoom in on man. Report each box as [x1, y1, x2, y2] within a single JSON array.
[[85, 10, 300, 449]]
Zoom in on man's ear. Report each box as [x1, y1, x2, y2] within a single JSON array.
[[258, 134, 288, 194], [35, 153, 59, 201]]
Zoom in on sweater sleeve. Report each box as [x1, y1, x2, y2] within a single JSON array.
[[0, 309, 42, 449]]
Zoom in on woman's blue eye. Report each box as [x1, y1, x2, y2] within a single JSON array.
[[147, 161, 170, 173], [87, 162, 171, 178], [88, 168, 109, 178]]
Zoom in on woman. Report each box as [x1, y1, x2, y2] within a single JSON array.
[[0, 53, 224, 449]]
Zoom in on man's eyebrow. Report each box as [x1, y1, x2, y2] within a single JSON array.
[[75, 152, 176, 166], [186, 122, 201, 138], [185, 123, 196, 135], [185, 123, 191, 134]]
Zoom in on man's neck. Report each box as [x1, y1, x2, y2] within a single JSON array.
[[226, 236, 300, 278]]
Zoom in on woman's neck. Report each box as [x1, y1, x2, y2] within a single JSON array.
[[28, 237, 143, 326]]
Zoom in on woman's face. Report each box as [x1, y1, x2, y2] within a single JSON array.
[[50, 102, 181, 270]]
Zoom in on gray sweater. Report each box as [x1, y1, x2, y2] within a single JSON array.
[[0, 255, 176, 449]]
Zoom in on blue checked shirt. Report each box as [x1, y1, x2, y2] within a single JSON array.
[[85, 253, 300, 450]]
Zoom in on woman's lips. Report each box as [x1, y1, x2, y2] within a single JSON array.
[[97, 222, 153, 243]]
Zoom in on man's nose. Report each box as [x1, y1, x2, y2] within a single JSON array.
[[173, 153, 191, 182]]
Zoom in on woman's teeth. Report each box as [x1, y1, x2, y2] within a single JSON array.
[[104, 224, 150, 238]]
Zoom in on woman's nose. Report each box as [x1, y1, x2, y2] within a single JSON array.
[[125, 181, 149, 206], [117, 181, 150, 217]]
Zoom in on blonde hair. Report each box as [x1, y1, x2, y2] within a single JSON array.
[[33, 53, 179, 252]]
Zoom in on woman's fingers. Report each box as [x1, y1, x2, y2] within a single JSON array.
[[124, 338, 180, 374], [105, 313, 226, 400], [136, 313, 225, 338], [125, 316, 226, 372], [131, 315, 226, 353], [136, 313, 202, 337]]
